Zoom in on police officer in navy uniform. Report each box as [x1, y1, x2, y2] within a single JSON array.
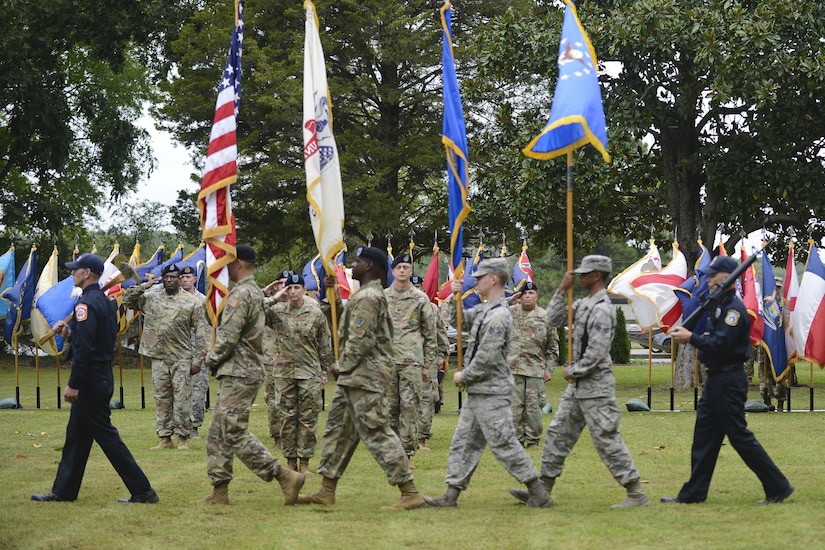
[[664, 255, 793, 505], [32, 253, 158, 504]]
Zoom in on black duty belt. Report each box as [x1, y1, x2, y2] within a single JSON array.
[[707, 363, 744, 376]]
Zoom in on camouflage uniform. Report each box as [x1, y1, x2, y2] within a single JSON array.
[[442, 295, 540, 490], [123, 284, 207, 440], [262, 324, 282, 442], [204, 276, 289, 486], [264, 298, 333, 460], [384, 285, 437, 456], [186, 289, 209, 432], [316, 280, 413, 486], [509, 305, 558, 447], [541, 288, 641, 486], [418, 302, 450, 441]]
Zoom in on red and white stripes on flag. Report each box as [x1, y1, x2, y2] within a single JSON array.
[[198, 0, 243, 326], [783, 242, 800, 365], [792, 243, 825, 368], [303, 0, 344, 272]]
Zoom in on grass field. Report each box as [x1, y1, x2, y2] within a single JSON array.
[[2, 359, 825, 550]]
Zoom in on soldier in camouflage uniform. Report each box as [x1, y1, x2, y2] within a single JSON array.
[[202, 245, 304, 506], [296, 246, 425, 510], [384, 255, 437, 466], [426, 258, 552, 509], [123, 264, 208, 451], [508, 281, 558, 449], [264, 272, 333, 474], [180, 265, 209, 439], [262, 269, 292, 449], [411, 274, 449, 450], [510, 255, 648, 508]]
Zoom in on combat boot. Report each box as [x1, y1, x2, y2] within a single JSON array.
[[296, 476, 337, 505], [423, 485, 460, 507], [525, 478, 553, 508], [510, 476, 555, 505], [287, 457, 298, 471], [151, 436, 174, 450], [381, 480, 425, 510], [418, 438, 430, 451], [274, 465, 305, 506], [299, 458, 313, 474], [203, 481, 230, 505], [177, 437, 189, 451], [612, 480, 649, 508]]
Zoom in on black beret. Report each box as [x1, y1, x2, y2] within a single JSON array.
[[276, 269, 293, 281], [523, 281, 538, 292], [410, 274, 423, 285], [180, 266, 196, 276], [356, 246, 388, 270], [162, 264, 180, 276], [236, 244, 256, 264], [286, 272, 305, 286], [392, 253, 412, 268]]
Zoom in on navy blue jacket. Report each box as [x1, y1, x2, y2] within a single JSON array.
[[67, 284, 117, 388], [689, 289, 751, 370]]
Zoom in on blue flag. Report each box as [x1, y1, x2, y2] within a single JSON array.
[[760, 253, 788, 381], [148, 244, 185, 280], [178, 245, 207, 295], [31, 276, 77, 356], [303, 254, 326, 301], [523, 0, 610, 162], [441, 2, 471, 276], [0, 247, 15, 319], [461, 246, 483, 309], [127, 246, 165, 287], [674, 241, 711, 333], [3, 246, 36, 345]]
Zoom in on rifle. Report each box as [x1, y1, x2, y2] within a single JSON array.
[[680, 242, 766, 331]]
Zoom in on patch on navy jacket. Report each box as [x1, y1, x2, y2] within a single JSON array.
[[724, 309, 741, 326], [75, 304, 88, 322]]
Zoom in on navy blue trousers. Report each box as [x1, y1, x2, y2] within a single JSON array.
[[51, 373, 152, 500], [677, 369, 789, 502]]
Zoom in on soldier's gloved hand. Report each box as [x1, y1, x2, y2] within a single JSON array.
[[330, 361, 340, 380]]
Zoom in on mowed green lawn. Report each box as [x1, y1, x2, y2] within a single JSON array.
[[2, 360, 825, 550]]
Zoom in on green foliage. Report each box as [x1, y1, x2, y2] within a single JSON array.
[[612, 306, 632, 364]]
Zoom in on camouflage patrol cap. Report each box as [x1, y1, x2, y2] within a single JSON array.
[[473, 257, 509, 278], [574, 255, 612, 274]]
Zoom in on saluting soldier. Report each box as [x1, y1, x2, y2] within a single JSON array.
[[262, 269, 292, 449], [179, 265, 209, 439]]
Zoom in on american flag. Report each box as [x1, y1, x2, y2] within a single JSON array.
[[198, 0, 243, 326]]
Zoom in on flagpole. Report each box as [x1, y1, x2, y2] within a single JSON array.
[[566, 152, 574, 364]]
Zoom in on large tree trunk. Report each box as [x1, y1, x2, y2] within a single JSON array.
[[673, 343, 704, 390]]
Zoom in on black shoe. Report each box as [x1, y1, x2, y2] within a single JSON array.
[[660, 496, 702, 504], [118, 490, 159, 504], [31, 492, 70, 502], [758, 485, 794, 505]]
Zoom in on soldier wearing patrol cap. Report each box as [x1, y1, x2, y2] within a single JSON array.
[[179, 265, 209, 438], [296, 245, 425, 510], [511, 254, 648, 508], [508, 280, 559, 449], [384, 253, 437, 467], [262, 269, 294, 450], [427, 257, 552, 508], [264, 271, 333, 474], [122, 263, 208, 450], [665, 255, 794, 505]]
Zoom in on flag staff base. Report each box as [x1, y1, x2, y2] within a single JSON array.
[[646, 387, 652, 409], [669, 387, 675, 411], [141, 387, 146, 409], [36, 387, 40, 409], [16, 386, 21, 409], [56, 386, 61, 409]]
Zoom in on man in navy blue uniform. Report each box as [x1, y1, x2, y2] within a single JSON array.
[[664, 255, 793, 505], [31, 253, 158, 504]]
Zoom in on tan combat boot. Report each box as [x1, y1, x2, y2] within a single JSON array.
[[274, 465, 305, 506], [287, 457, 298, 471], [381, 480, 425, 511], [203, 481, 230, 505], [299, 458, 313, 474], [177, 437, 189, 451], [418, 438, 430, 451], [510, 476, 555, 504], [296, 476, 337, 505], [151, 436, 174, 450], [612, 480, 649, 508]]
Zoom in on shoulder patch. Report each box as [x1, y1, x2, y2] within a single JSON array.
[[724, 309, 741, 327], [75, 304, 89, 322], [355, 317, 366, 328], [226, 297, 239, 309]]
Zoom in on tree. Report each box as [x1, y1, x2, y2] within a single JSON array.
[[0, 0, 192, 244], [157, 0, 527, 263], [611, 307, 631, 364]]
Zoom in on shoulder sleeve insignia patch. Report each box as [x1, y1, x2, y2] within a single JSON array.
[[75, 304, 88, 322], [355, 317, 366, 328], [724, 309, 741, 327]]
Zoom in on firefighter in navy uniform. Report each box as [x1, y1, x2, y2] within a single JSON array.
[[664, 255, 793, 505], [32, 253, 158, 504]]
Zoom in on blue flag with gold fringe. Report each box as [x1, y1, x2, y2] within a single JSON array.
[[761, 253, 788, 381], [441, 2, 471, 276], [523, 0, 610, 162], [0, 247, 15, 319], [3, 246, 36, 345]]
